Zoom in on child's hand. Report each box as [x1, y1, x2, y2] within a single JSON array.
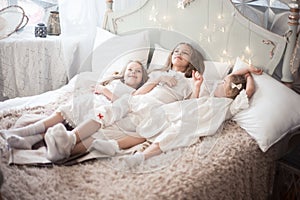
[[192, 70, 203, 88], [94, 84, 106, 94], [249, 65, 263, 75], [157, 76, 177, 87]]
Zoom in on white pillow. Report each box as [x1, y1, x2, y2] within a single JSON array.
[[204, 61, 231, 81], [102, 48, 150, 78], [148, 44, 230, 80], [232, 57, 300, 152], [93, 27, 116, 51], [92, 30, 150, 78], [148, 44, 170, 71]]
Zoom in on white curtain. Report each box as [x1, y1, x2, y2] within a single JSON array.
[[58, 0, 101, 78], [58, 0, 136, 79]]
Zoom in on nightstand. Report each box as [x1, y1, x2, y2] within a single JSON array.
[[0, 26, 78, 99], [272, 144, 300, 200]]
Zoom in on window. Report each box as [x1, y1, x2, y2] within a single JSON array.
[[1, 0, 58, 25]]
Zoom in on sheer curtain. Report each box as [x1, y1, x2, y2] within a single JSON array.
[[58, 0, 136, 79], [59, 0, 101, 78]]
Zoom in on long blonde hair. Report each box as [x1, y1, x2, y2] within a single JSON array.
[[100, 60, 148, 89], [164, 42, 205, 78]]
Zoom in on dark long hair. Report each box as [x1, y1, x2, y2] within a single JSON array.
[[226, 74, 247, 99]]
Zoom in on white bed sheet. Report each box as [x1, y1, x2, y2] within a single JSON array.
[[0, 74, 77, 114]]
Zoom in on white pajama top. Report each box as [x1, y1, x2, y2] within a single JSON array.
[[58, 79, 135, 128], [94, 70, 193, 137]]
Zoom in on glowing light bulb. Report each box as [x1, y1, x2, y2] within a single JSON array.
[[177, 2, 184, 9], [207, 36, 211, 43], [245, 46, 251, 54], [149, 5, 158, 22]]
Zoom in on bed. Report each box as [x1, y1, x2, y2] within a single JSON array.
[[1, 0, 300, 199]]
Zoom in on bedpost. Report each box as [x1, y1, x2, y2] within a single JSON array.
[[281, 0, 300, 84], [102, 0, 113, 30]]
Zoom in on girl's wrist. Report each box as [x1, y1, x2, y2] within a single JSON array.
[[97, 85, 105, 94], [244, 73, 251, 79]]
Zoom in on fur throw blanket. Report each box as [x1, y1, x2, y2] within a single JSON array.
[[0, 102, 277, 199]]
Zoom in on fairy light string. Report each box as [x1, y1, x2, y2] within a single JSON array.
[[145, 0, 263, 65]]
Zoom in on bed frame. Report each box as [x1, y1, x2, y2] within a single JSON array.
[[103, 0, 299, 83]]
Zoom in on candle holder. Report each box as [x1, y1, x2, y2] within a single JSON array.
[[35, 23, 47, 38]]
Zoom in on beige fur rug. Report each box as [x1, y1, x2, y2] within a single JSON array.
[[0, 99, 278, 199]]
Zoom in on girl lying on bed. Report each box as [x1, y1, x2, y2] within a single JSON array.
[[0, 42, 205, 163], [0, 60, 148, 150], [122, 64, 263, 167], [43, 42, 205, 162], [88, 64, 263, 168]]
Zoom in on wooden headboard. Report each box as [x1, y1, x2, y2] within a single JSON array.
[[103, 0, 299, 83]]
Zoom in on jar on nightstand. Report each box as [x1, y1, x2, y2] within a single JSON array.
[[34, 23, 47, 38], [47, 11, 61, 36]]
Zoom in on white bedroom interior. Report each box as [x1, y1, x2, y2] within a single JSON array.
[[0, 0, 300, 199]]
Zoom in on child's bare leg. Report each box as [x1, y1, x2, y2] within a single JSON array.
[[7, 133, 45, 149], [89, 135, 145, 156], [124, 143, 162, 168], [0, 112, 64, 139], [71, 135, 145, 157], [142, 143, 163, 160], [2, 112, 64, 149], [45, 119, 101, 162], [118, 136, 146, 149], [73, 119, 102, 144], [71, 137, 93, 156], [42, 112, 65, 129]]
